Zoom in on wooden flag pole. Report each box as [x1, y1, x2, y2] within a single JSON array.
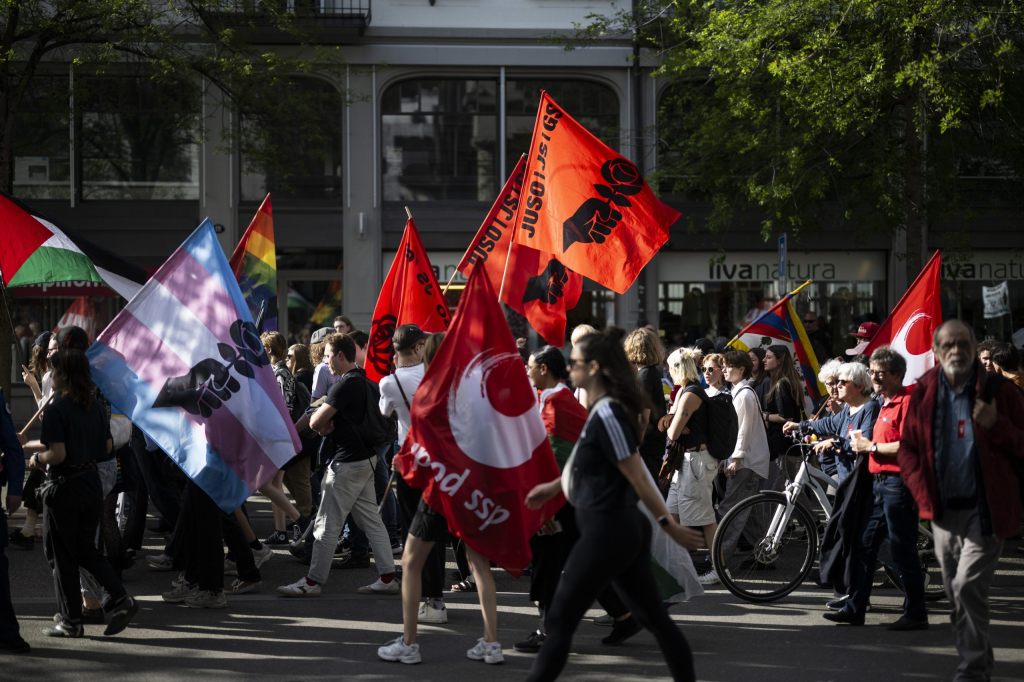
[[496, 212, 518, 303], [18, 394, 54, 437]]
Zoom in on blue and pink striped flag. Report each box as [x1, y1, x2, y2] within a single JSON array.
[[87, 219, 301, 512]]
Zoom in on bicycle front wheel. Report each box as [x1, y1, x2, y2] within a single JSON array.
[[712, 492, 819, 603]]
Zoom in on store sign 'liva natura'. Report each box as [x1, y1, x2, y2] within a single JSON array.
[[660, 252, 885, 283]]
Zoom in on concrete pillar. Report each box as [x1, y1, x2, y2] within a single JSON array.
[[342, 66, 382, 331], [200, 81, 239, 257]]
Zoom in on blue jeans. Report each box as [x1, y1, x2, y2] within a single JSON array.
[[845, 474, 926, 620], [348, 441, 399, 556]]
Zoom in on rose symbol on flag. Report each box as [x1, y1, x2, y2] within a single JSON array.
[[448, 351, 546, 469]]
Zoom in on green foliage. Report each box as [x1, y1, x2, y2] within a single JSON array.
[[0, 0, 344, 192], [586, 1, 1024, 252]]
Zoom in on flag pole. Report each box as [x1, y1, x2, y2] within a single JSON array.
[[496, 209, 519, 303]]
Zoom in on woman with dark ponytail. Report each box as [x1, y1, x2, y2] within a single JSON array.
[[30, 349, 138, 638], [524, 333, 703, 682]]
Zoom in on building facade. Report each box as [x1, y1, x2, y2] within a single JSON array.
[[9, 0, 1024, 356]]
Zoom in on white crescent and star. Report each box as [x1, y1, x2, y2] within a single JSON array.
[[449, 350, 546, 469]]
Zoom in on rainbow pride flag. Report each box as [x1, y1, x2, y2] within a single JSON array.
[[229, 194, 277, 331], [728, 280, 825, 403], [88, 219, 301, 512]]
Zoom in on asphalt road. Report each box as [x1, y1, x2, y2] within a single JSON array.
[[4, 498, 1024, 681]]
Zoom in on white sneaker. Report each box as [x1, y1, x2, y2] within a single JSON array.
[[253, 544, 273, 569], [417, 600, 448, 624], [185, 590, 228, 609], [698, 569, 720, 586], [276, 576, 322, 597], [357, 577, 400, 595], [378, 636, 421, 664], [466, 638, 504, 664], [162, 574, 197, 603]]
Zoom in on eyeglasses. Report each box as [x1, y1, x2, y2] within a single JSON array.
[[869, 369, 888, 377], [838, 378, 855, 385], [825, 380, 839, 387]]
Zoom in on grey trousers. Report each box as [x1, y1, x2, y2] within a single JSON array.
[[715, 466, 765, 558], [932, 508, 1004, 682]]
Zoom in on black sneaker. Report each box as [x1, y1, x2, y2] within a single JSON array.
[[8, 532, 34, 551], [288, 540, 311, 565], [0, 637, 30, 654], [263, 530, 290, 546], [104, 596, 139, 636], [332, 553, 370, 570], [601, 616, 642, 645], [514, 630, 546, 653]]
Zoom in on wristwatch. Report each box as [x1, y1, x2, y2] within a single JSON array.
[[869, 443, 879, 454], [657, 515, 670, 527]]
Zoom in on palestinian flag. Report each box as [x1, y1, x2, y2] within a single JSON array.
[[0, 192, 144, 300], [539, 385, 587, 468]]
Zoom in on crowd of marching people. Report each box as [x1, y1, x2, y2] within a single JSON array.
[[2, 312, 1024, 682]]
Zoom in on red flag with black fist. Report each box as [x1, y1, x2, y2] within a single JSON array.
[[365, 218, 451, 384], [457, 155, 583, 345], [511, 91, 680, 294], [394, 267, 563, 575]]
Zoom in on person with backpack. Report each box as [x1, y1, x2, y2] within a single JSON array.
[[714, 350, 771, 562], [660, 347, 719, 584], [277, 333, 398, 598], [260, 332, 313, 546]]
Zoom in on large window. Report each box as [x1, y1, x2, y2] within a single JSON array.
[[381, 77, 620, 202], [240, 76, 343, 203], [381, 79, 498, 202], [12, 75, 71, 200], [79, 75, 200, 200], [505, 79, 619, 177]]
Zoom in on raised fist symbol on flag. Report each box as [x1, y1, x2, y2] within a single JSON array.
[[522, 259, 570, 305], [562, 159, 644, 251]]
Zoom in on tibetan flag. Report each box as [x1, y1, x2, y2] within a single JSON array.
[[87, 219, 301, 513], [511, 91, 680, 294], [0, 192, 144, 300], [394, 266, 561, 575], [457, 155, 583, 346], [229, 194, 277, 331], [728, 281, 825, 402], [365, 218, 451, 384], [863, 251, 942, 385], [54, 297, 98, 340]]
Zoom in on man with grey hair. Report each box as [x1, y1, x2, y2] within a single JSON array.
[[829, 346, 928, 629], [899, 320, 1024, 681]]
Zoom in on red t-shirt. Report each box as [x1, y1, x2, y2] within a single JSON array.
[[869, 386, 914, 474]]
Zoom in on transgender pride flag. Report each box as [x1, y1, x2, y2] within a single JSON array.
[[87, 219, 301, 512]]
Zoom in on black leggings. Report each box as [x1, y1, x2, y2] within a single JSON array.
[[527, 506, 695, 682]]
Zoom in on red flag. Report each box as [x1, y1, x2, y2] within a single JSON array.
[[457, 155, 583, 345], [365, 218, 451, 383], [394, 267, 563, 575], [53, 297, 97, 340], [864, 251, 943, 385], [511, 91, 680, 294]]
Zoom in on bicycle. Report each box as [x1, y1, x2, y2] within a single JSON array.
[[710, 430, 945, 604]]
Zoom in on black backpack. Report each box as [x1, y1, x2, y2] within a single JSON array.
[[354, 377, 391, 450], [705, 391, 739, 460]]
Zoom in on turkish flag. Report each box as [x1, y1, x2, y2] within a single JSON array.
[[54, 296, 97, 340], [864, 251, 943, 385], [394, 266, 563, 575], [511, 91, 681, 294], [365, 218, 451, 384], [457, 155, 583, 345]]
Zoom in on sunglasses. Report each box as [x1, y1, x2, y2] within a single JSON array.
[[702, 367, 717, 373]]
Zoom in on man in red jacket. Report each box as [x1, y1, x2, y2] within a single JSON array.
[[898, 320, 1024, 682]]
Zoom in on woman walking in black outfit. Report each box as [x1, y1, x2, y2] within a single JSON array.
[[33, 349, 138, 637], [524, 332, 704, 682]]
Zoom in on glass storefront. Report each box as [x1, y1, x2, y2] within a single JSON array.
[[941, 250, 1024, 344], [657, 251, 887, 357]]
